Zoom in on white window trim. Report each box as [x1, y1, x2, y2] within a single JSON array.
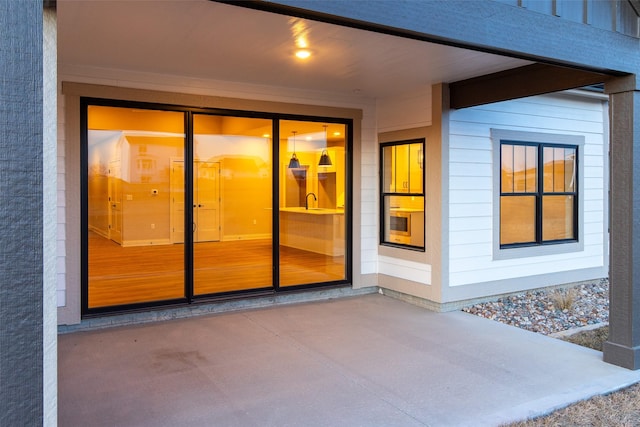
[[491, 129, 585, 261]]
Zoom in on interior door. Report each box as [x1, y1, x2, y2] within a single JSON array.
[[170, 160, 185, 243], [194, 161, 220, 242], [108, 160, 122, 244]]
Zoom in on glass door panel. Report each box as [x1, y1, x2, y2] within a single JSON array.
[[279, 120, 347, 286], [87, 106, 186, 308], [192, 115, 273, 295]]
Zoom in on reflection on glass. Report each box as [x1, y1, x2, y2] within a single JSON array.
[[279, 120, 347, 286], [543, 195, 574, 241], [500, 195, 536, 245], [544, 147, 576, 193], [87, 106, 186, 308], [193, 115, 273, 295], [502, 144, 537, 193]]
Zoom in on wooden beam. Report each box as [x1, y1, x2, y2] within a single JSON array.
[[449, 63, 609, 109]]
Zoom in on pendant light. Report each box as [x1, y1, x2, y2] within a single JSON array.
[[288, 131, 300, 169], [318, 125, 332, 166]]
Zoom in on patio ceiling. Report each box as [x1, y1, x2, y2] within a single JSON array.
[[57, 0, 531, 99]]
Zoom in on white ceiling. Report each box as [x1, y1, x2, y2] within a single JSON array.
[[58, 0, 531, 99]]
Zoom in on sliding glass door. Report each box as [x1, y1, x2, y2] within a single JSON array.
[[85, 102, 350, 313], [192, 114, 273, 296]]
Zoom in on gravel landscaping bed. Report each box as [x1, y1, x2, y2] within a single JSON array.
[[462, 278, 609, 335]]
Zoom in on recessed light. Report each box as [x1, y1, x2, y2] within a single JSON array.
[[295, 49, 311, 59]]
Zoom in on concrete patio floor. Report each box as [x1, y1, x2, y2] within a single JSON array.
[[58, 293, 640, 426]]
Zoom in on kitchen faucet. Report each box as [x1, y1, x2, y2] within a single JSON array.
[[305, 192, 317, 210]]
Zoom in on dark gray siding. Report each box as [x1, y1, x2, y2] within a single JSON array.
[[494, 0, 639, 37], [0, 0, 44, 424]]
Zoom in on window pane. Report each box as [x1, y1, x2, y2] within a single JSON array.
[[512, 145, 527, 192], [564, 148, 576, 192], [382, 145, 395, 192], [553, 148, 565, 192], [501, 144, 513, 193], [525, 146, 537, 192], [279, 120, 346, 286], [409, 142, 423, 193], [543, 146, 555, 192], [543, 195, 575, 241], [395, 144, 410, 193], [383, 195, 425, 247], [502, 144, 536, 193], [500, 196, 536, 245], [544, 147, 577, 193], [87, 106, 186, 308]]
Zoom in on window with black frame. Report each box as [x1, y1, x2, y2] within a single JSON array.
[[380, 139, 425, 249], [500, 141, 578, 247]]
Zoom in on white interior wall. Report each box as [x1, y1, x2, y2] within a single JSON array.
[[447, 92, 608, 294], [56, 65, 378, 310]]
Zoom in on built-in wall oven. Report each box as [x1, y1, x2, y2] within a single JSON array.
[[388, 209, 424, 246], [389, 211, 411, 244]]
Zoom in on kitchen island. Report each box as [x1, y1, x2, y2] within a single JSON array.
[[279, 207, 345, 256]]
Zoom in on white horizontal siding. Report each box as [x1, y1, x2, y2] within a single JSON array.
[[448, 93, 607, 288], [378, 256, 431, 285]]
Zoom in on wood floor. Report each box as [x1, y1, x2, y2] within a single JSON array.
[[88, 233, 345, 308]]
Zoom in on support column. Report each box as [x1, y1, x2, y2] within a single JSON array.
[[604, 75, 640, 370], [0, 0, 45, 424]]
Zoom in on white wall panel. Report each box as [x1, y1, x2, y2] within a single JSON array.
[[378, 256, 431, 284], [376, 86, 431, 132], [448, 92, 608, 289]]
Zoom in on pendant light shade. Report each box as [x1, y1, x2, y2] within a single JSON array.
[[318, 150, 332, 166], [288, 153, 300, 169], [318, 125, 332, 166], [288, 131, 300, 169]]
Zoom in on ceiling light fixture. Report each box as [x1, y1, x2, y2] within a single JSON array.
[[288, 131, 300, 169], [295, 49, 311, 59]]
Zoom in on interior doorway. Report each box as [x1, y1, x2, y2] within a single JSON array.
[[170, 160, 221, 244], [193, 161, 220, 242]]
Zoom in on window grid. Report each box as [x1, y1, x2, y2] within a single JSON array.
[[379, 139, 425, 250], [500, 141, 578, 248]]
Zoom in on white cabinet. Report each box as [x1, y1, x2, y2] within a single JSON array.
[[384, 141, 423, 194]]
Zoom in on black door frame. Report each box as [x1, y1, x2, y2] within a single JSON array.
[[80, 97, 353, 317]]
